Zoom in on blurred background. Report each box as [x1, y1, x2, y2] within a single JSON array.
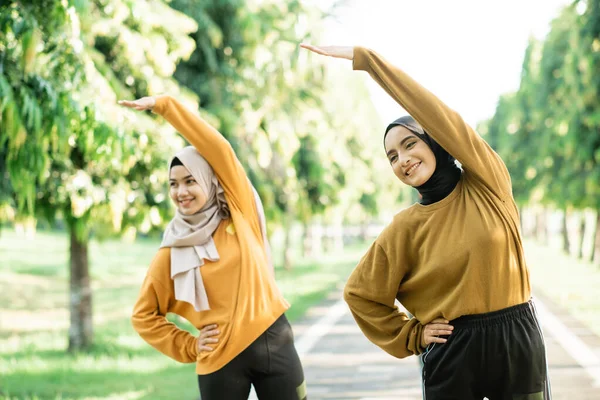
[[0, 0, 599, 398]]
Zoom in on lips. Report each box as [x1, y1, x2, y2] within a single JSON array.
[[405, 162, 421, 176], [178, 198, 194, 207]]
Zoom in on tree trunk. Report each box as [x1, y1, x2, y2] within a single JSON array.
[[68, 228, 93, 351], [333, 225, 344, 252], [561, 208, 570, 254], [535, 208, 548, 245], [577, 213, 586, 260], [360, 222, 369, 241], [322, 229, 332, 253], [311, 223, 322, 258], [283, 211, 293, 271], [590, 210, 600, 265], [302, 221, 310, 258]]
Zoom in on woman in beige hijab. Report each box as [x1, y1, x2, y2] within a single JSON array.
[[121, 95, 306, 400]]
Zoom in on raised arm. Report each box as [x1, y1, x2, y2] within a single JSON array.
[[300, 44, 512, 200], [119, 96, 257, 219], [343, 242, 424, 358]]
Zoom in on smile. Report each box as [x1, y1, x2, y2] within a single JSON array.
[[178, 198, 194, 207], [405, 162, 421, 176]]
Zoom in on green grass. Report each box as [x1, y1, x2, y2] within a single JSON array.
[[0, 229, 368, 400], [525, 239, 600, 337]]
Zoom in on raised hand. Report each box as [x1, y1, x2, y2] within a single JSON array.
[[422, 318, 453, 346], [118, 96, 156, 111], [299, 43, 353, 60], [197, 323, 220, 353]]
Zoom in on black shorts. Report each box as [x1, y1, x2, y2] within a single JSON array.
[[198, 314, 307, 400], [422, 300, 551, 400]]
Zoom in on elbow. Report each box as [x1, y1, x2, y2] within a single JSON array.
[[130, 310, 146, 335], [342, 283, 353, 305], [131, 313, 141, 333], [386, 347, 412, 359]]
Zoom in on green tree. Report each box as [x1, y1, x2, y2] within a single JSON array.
[[0, 0, 197, 350]]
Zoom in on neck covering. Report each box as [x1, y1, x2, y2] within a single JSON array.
[[385, 116, 461, 205], [160, 146, 270, 311]]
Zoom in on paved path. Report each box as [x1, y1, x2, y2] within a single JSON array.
[[286, 285, 600, 400]]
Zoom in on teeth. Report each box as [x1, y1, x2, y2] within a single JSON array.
[[406, 163, 419, 175]]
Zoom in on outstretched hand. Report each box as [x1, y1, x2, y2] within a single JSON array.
[[299, 43, 353, 60], [118, 96, 156, 111]]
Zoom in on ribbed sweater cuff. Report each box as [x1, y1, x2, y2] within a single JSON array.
[[408, 322, 426, 355], [352, 47, 370, 71], [152, 94, 171, 115]]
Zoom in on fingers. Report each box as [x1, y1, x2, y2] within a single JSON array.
[[428, 335, 449, 344], [198, 336, 219, 352], [201, 329, 220, 338], [198, 344, 214, 352], [117, 100, 137, 107], [299, 43, 328, 56], [423, 319, 454, 345], [427, 323, 453, 332], [427, 327, 454, 336], [197, 324, 220, 353], [426, 323, 454, 336], [201, 324, 218, 331], [117, 99, 150, 111], [200, 324, 219, 335]]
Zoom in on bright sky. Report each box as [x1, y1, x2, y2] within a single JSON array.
[[321, 0, 572, 127]]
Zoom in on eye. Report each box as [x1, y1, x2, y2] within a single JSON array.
[[406, 141, 416, 149], [186, 179, 196, 185], [389, 155, 398, 164], [169, 182, 176, 187]]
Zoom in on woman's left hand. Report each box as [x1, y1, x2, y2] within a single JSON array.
[[118, 96, 156, 111], [299, 43, 354, 60], [422, 318, 453, 346]]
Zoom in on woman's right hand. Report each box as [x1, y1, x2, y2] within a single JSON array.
[[118, 96, 156, 111], [422, 318, 453, 346], [299, 43, 354, 60], [197, 324, 219, 353]]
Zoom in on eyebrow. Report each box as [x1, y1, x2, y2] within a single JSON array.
[[169, 175, 193, 182], [386, 135, 417, 157]]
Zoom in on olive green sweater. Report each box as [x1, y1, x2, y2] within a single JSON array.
[[343, 47, 531, 358]]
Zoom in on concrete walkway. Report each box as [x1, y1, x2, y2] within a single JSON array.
[[288, 285, 600, 400]]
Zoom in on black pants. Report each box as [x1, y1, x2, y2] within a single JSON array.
[[198, 314, 306, 400], [422, 300, 551, 400]]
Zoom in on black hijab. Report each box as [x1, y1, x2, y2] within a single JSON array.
[[384, 116, 461, 205]]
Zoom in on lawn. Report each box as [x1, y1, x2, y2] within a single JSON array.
[[2, 230, 598, 400], [0, 229, 368, 400], [524, 239, 600, 336]]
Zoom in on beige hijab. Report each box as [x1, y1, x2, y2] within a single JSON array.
[[161, 146, 271, 312]]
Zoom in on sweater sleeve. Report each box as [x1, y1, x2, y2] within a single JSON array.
[[153, 95, 257, 220], [352, 47, 512, 200], [131, 273, 198, 363], [343, 241, 425, 358]]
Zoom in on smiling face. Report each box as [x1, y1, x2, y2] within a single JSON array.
[[169, 165, 208, 215], [384, 125, 436, 187]]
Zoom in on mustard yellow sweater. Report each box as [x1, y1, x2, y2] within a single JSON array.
[[131, 96, 289, 375], [343, 47, 531, 358]]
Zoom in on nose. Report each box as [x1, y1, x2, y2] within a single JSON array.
[[177, 184, 189, 197], [400, 153, 411, 166]]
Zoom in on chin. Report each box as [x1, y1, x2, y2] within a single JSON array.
[[178, 208, 196, 215]]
